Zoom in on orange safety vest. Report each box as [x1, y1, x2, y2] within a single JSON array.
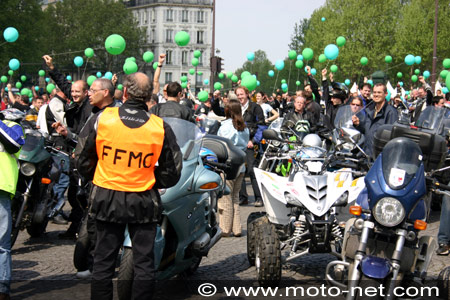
[[93, 107, 164, 192]]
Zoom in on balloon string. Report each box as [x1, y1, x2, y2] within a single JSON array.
[[0, 42, 8, 47], [384, 62, 405, 72], [50, 47, 102, 57], [82, 58, 90, 79], [287, 61, 292, 88], [272, 71, 280, 95]]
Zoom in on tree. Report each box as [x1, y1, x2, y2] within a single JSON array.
[[289, 18, 310, 53], [43, 0, 146, 79]]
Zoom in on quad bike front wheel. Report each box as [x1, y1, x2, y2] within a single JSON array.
[[247, 212, 266, 266], [255, 221, 281, 287]]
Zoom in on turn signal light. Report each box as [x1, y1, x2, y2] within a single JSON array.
[[414, 220, 427, 230], [199, 182, 219, 190], [349, 206, 362, 216], [41, 178, 51, 184], [261, 139, 266, 145]]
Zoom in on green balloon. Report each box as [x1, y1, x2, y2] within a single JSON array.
[[126, 57, 136, 63], [360, 57, 368, 65], [193, 50, 202, 58], [414, 69, 420, 75], [174, 31, 190, 47], [385, 55, 393, 63], [218, 73, 224, 79], [153, 62, 159, 70], [330, 64, 338, 73], [240, 71, 251, 79], [191, 58, 199, 66], [281, 79, 286, 84], [20, 75, 26, 82], [288, 50, 297, 60], [181, 82, 188, 89], [20, 88, 30, 96], [214, 82, 222, 90], [38, 70, 45, 77], [231, 75, 238, 83], [318, 54, 327, 63], [180, 75, 188, 82], [1, 76, 7, 83], [397, 72, 403, 78], [198, 90, 209, 102], [336, 36, 346, 47], [8, 70, 13, 76], [123, 61, 138, 75], [241, 75, 257, 91], [295, 60, 304, 69], [302, 48, 314, 61], [187, 68, 194, 75], [443, 58, 450, 69], [85, 48, 94, 58], [197, 71, 203, 75], [411, 75, 418, 82], [226, 71, 233, 78], [440, 70, 449, 79], [143, 51, 154, 63], [46, 83, 55, 94], [105, 34, 126, 55], [117, 84, 123, 90], [15, 82, 22, 89], [296, 81, 301, 86], [87, 75, 97, 86]]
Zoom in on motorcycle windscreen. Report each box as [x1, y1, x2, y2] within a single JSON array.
[[415, 106, 447, 134], [381, 138, 423, 190]]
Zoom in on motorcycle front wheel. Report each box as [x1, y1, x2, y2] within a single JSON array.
[[73, 215, 90, 271], [355, 275, 383, 300], [117, 247, 133, 300]]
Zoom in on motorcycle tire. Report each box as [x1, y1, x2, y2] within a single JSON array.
[[26, 218, 48, 238], [255, 221, 281, 287], [181, 256, 202, 276], [355, 275, 383, 300], [11, 226, 20, 248], [117, 247, 134, 300], [247, 212, 267, 266], [438, 266, 450, 300], [73, 216, 90, 271]]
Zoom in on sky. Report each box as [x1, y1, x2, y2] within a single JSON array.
[[215, 0, 326, 72]]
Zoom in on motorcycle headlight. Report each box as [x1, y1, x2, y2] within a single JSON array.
[[20, 162, 36, 177], [373, 197, 405, 227], [285, 193, 299, 205]]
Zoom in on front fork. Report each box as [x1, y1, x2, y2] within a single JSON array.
[[346, 221, 406, 300], [14, 178, 34, 229]]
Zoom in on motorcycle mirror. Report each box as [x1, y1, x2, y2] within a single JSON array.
[[262, 129, 282, 141]]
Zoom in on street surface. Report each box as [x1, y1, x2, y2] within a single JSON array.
[[10, 183, 448, 299]]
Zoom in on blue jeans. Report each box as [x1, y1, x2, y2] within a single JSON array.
[[0, 191, 12, 294], [438, 191, 450, 245], [53, 172, 70, 213]]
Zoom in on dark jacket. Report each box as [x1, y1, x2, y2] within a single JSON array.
[[282, 109, 315, 133], [150, 100, 194, 122], [412, 84, 433, 123], [76, 99, 182, 223], [211, 98, 265, 142], [308, 74, 321, 105], [356, 101, 398, 158], [323, 79, 343, 130], [48, 67, 93, 141]]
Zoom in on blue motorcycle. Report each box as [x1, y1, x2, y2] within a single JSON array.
[[326, 136, 449, 299], [117, 118, 245, 300]]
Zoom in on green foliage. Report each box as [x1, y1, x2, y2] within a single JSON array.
[[0, 0, 145, 83]]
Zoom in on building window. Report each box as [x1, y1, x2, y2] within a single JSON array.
[[181, 72, 188, 78], [166, 9, 173, 22], [197, 31, 204, 44], [197, 11, 204, 23], [151, 29, 155, 43], [165, 72, 172, 83], [196, 74, 203, 85], [182, 10, 189, 22], [182, 51, 188, 65], [152, 9, 155, 22], [143, 11, 148, 24], [166, 50, 173, 65], [165, 29, 173, 43], [199, 54, 203, 66]]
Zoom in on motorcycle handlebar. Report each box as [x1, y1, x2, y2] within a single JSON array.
[[426, 176, 450, 192], [204, 160, 228, 170]]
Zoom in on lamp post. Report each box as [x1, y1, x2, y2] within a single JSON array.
[[431, 0, 438, 92]]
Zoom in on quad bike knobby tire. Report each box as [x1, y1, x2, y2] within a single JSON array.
[[247, 212, 266, 265], [255, 221, 281, 287]]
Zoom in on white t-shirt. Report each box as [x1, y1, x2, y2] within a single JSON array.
[[260, 103, 273, 119]]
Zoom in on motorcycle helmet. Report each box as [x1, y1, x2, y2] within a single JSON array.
[[302, 133, 322, 148], [329, 82, 349, 101]]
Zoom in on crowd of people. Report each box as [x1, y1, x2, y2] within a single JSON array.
[[0, 51, 449, 300]]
